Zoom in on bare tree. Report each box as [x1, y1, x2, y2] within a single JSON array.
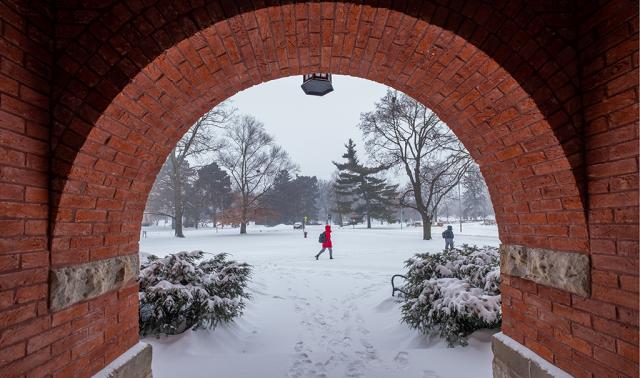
[[145, 162, 178, 225], [359, 90, 471, 240], [415, 150, 473, 236], [161, 104, 234, 237], [217, 115, 295, 234]]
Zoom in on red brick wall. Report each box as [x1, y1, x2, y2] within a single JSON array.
[[0, 1, 637, 377], [580, 0, 639, 375], [0, 1, 54, 375], [501, 2, 639, 377]]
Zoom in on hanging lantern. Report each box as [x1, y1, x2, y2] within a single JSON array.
[[301, 73, 334, 96]]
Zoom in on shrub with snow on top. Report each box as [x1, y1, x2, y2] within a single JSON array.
[[139, 251, 251, 336], [399, 244, 501, 346]]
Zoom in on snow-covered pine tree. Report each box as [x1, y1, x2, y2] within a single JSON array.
[[333, 140, 360, 226], [332, 139, 398, 228], [139, 251, 252, 336], [399, 245, 501, 346]]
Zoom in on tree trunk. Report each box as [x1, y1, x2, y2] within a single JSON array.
[[365, 196, 371, 229], [170, 148, 184, 238], [421, 214, 432, 240], [174, 204, 185, 238], [240, 204, 248, 234]]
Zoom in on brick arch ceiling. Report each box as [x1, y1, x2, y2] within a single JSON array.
[[50, 2, 588, 267]]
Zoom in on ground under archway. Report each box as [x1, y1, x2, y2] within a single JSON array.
[[0, 2, 637, 377]]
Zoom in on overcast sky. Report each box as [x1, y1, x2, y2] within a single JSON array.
[[227, 75, 389, 181]]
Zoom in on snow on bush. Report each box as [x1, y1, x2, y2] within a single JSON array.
[[399, 244, 501, 346], [139, 251, 252, 336]]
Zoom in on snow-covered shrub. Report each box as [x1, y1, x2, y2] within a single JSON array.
[[139, 251, 251, 336], [400, 244, 501, 346]]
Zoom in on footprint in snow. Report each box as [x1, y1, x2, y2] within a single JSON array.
[[361, 340, 375, 352], [314, 314, 327, 326], [357, 325, 370, 335], [327, 334, 352, 350], [356, 339, 379, 364], [297, 352, 310, 362], [313, 362, 327, 376], [423, 370, 440, 378], [322, 353, 343, 367], [300, 320, 312, 328], [345, 360, 365, 377], [394, 351, 409, 368]]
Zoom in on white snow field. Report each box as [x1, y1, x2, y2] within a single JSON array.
[[140, 222, 500, 378]]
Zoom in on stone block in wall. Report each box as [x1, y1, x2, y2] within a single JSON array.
[[50, 255, 139, 311], [93, 342, 152, 378], [492, 333, 571, 378], [500, 244, 590, 296]]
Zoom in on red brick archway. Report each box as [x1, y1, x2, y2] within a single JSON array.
[[1, 1, 637, 377]]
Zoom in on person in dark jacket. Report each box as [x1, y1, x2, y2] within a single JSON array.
[[315, 224, 333, 260], [442, 225, 454, 250]]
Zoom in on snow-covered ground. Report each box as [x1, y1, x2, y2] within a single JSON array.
[[140, 222, 501, 378]]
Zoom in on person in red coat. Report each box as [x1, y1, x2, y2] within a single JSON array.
[[315, 224, 333, 260]]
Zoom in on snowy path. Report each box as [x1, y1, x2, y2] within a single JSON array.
[[140, 223, 500, 378]]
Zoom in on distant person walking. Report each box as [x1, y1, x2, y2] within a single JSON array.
[[442, 225, 454, 251], [315, 224, 333, 260]]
